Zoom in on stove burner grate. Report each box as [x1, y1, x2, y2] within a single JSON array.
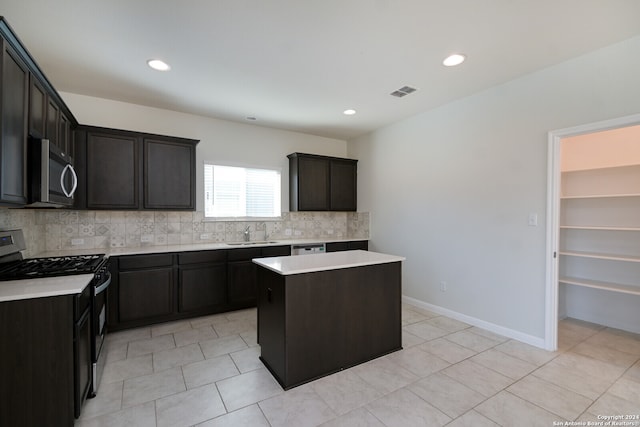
[[0, 254, 107, 280]]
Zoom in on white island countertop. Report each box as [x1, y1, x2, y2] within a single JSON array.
[[253, 250, 405, 276], [0, 274, 94, 303]]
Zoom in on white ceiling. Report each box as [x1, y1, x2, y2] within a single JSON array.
[[3, 1, 640, 140]]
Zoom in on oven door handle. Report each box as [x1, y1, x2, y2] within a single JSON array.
[[94, 272, 112, 295]]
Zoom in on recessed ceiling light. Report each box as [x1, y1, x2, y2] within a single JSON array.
[[443, 54, 466, 67], [343, 109, 356, 115], [147, 59, 171, 71]]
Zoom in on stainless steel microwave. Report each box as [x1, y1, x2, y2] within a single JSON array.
[[27, 138, 78, 207]]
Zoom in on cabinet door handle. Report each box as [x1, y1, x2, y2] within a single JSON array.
[[267, 288, 272, 303]]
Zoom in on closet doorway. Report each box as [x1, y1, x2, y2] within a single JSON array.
[[545, 113, 640, 351]]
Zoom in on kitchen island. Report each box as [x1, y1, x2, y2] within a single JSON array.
[[253, 250, 405, 389]]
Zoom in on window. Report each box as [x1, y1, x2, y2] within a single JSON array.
[[204, 163, 281, 218]]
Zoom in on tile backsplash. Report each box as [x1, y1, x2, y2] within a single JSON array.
[[0, 209, 369, 257]]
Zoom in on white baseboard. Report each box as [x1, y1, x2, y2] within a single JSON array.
[[402, 295, 546, 349]]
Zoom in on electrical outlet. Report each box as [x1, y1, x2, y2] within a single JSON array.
[[528, 213, 538, 226], [71, 238, 84, 246], [140, 235, 153, 243], [200, 233, 210, 240], [285, 229, 292, 236], [440, 281, 447, 292]]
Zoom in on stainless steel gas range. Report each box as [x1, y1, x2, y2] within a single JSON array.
[[0, 229, 111, 417]]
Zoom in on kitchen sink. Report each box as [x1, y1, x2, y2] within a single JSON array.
[[226, 241, 280, 246]]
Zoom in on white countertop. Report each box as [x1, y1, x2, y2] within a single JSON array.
[[252, 250, 405, 275], [36, 238, 367, 258], [0, 274, 94, 303], [2, 238, 366, 302]]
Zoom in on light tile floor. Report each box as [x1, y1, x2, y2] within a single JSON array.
[[76, 304, 640, 426]]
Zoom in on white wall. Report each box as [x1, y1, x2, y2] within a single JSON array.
[[59, 93, 348, 212], [348, 35, 640, 342]]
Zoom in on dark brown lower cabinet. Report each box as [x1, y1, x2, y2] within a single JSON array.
[[179, 265, 227, 312], [107, 246, 291, 331], [227, 247, 261, 307], [119, 268, 174, 322], [257, 261, 402, 389], [261, 245, 292, 258], [113, 253, 176, 328], [227, 245, 291, 309], [0, 295, 75, 426], [178, 251, 227, 314], [74, 302, 92, 418], [325, 240, 368, 252], [227, 260, 258, 306]]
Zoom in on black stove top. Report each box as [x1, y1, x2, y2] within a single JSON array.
[[0, 254, 107, 280]]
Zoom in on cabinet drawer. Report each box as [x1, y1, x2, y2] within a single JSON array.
[[118, 253, 174, 270], [261, 245, 291, 257], [326, 241, 368, 252], [348, 240, 368, 251], [228, 247, 262, 261], [178, 250, 227, 265], [325, 242, 349, 252]]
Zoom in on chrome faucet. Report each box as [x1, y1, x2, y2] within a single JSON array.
[[243, 225, 250, 242]]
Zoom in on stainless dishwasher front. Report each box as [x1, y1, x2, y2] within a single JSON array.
[[290, 243, 326, 255]]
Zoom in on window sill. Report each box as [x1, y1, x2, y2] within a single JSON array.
[[202, 216, 283, 222]]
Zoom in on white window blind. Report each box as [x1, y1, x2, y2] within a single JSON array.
[[204, 163, 281, 218]]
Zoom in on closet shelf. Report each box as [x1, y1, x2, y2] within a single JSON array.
[[560, 225, 640, 231], [559, 276, 640, 296], [559, 250, 640, 263], [561, 193, 640, 199]]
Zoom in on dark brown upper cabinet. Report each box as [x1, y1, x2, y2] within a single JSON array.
[[28, 74, 46, 138], [1, 17, 78, 207], [0, 34, 29, 206], [76, 125, 198, 211], [144, 137, 196, 210], [329, 158, 357, 211], [44, 98, 73, 155], [84, 128, 140, 210], [58, 111, 71, 155], [46, 98, 59, 147], [29, 73, 73, 154], [288, 152, 357, 212]]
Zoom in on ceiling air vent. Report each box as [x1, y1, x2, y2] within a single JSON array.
[[390, 85, 417, 98]]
